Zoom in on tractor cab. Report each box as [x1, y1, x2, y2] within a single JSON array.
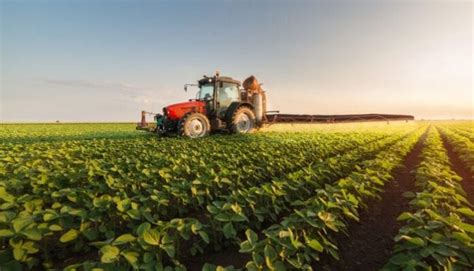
[[195, 75, 242, 119]]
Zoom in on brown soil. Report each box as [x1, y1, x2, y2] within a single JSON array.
[[323, 131, 427, 271], [440, 132, 474, 205]]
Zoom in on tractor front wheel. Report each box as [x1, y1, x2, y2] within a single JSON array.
[[178, 113, 211, 138], [229, 106, 256, 134]]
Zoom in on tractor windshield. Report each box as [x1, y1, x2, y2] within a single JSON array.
[[197, 84, 214, 100]]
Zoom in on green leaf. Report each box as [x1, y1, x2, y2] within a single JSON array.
[[143, 252, 153, 263], [215, 213, 231, 222], [458, 222, 474, 233], [0, 187, 15, 203], [21, 228, 41, 241], [202, 263, 216, 271], [116, 199, 131, 212], [191, 222, 202, 234], [142, 228, 161, 246], [121, 250, 139, 266], [245, 229, 258, 245], [127, 209, 141, 220], [113, 234, 136, 245], [272, 261, 286, 271], [100, 245, 120, 263], [161, 243, 175, 258], [22, 241, 39, 254], [206, 205, 219, 214], [264, 245, 277, 265], [12, 217, 33, 233], [60, 229, 79, 243], [307, 239, 324, 252], [231, 213, 248, 222], [457, 208, 474, 218], [389, 253, 411, 265], [406, 237, 425, 246], [199, 231, 210, 244], [136, 222, 151, 236], [0, 229, 14, 237], [13, 247, 25, 261], [49, 224, 63, 231], [397, 212, 413, 221], [239, 240, 254, 253], [43, 211, 59, 222], [452, 231, 472, 243], [142, 168, 151, 177], [223, 222, 236, 239]]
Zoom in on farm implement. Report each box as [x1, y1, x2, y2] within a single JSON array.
[[137, 72, 414, 138]]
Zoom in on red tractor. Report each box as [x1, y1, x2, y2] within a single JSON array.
[[137, 72, 267, 138]]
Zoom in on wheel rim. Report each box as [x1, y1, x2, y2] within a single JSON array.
[[186, 118, 206, 138], [235, 113, 252, 133]]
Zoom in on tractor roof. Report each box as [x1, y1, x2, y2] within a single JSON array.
[[198, 76, 241, 86]]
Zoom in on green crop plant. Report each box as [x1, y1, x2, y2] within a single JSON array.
[[384, 128, 474, 270], [2, 122, 473, 270]]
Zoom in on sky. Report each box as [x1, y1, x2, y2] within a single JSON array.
[[1, 0, 472, 122]]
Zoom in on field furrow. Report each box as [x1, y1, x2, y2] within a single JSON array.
[[234, 127, 425, 270], [384, 127, 474, 270], [330, 130, 427, 270]]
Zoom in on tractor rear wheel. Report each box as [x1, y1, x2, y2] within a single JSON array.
[[178, 112, 211, 138], [229, 106, 256, 134]]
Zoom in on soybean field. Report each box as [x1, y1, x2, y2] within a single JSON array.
[[0, 121, 473, 271]]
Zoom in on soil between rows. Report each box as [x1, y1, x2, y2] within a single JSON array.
[[439, 131, 474, 206], [185, 136, 398, 270], [323, 131, 427, 271], [186, 132, 427, 270]]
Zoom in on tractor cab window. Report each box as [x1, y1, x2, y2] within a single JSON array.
[[217, 82, 240, 116], [197, 84, 214, 101]]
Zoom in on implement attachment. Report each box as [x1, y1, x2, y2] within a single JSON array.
[[265, 113, 414, 124]]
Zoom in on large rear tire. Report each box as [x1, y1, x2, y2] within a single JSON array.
[[229, 106, 256, 134], [178, 113, 211, 138]]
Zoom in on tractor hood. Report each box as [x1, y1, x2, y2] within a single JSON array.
[[165, 101, 207, 121]]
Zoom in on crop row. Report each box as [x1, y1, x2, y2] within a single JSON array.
[[236, 126, 426, 270], [451, 129, 474, 142], [384, 127, 474, 270], [437, 126, 474, 176], [0, 123, 147, 143], [175, 128, 416, 267], [440, 122, 473, 142], [0, 129, 404, 270]]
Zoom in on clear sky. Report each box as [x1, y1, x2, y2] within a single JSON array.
[[1, 0, 472, 121]]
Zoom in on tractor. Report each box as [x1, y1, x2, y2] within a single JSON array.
[[137, 72, 266, 138], [137, 72, 415, 138]]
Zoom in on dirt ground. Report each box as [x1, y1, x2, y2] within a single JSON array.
[[321, 132, 427, 271], [440, 133, 474, 205]]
